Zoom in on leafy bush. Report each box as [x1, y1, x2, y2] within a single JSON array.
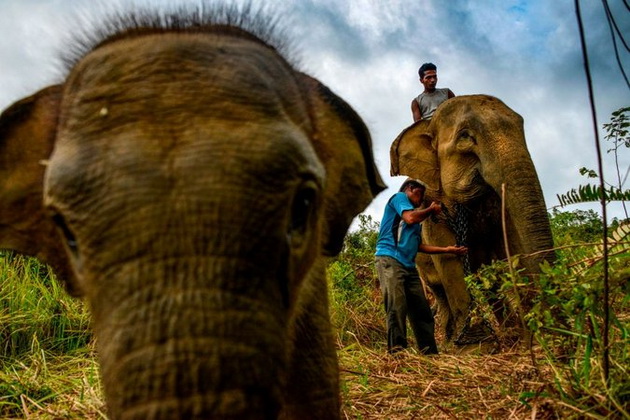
[[327, 215, 385, 348], [549, 208, 608, 245], [463, 209, 630, 417]]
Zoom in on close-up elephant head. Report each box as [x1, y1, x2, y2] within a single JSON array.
[[391, 95, 554, 344], [0, 8, 385, 420]]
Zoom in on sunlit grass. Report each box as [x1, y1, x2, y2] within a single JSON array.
[[0, 252, 102, 418], [0, 229, 628, 419], [0, 252, 91, 357]]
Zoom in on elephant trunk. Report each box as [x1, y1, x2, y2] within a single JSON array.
[[490, 146, 554, 274], [89, 256, 289, 420]]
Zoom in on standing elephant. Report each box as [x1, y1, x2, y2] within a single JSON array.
[[0, 7, 385, 420], [390, 94, 553, 345]]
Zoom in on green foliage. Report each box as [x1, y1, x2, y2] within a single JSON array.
[[548, 208, 608, 246], [579, 166, 599, 178], [464, 258, 525, 330], [0, 252, 92, 357], [0, 252, 101, 418], [529, 254, 629, 415], [557, 106, 630, 212], [603, 106, 630, 151], [556, 183, 630, 207], [464, 210, 630, 418], [342, 214, 380, 262], [327, 214, 385, 348]]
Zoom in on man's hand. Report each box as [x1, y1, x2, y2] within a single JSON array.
[[428, 201, 442, 215], [418, 244, 468, 255], [446, 245, 468, 255]]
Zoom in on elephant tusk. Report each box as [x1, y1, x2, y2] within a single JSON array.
[[39, 160, 49, 167]]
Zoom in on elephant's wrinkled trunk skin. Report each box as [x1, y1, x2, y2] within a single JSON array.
[[486, 141, 555, 275], [90, 255, 290, 419]]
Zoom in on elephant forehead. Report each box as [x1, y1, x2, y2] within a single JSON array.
[[60, 32, 312, 137], [437, 96, 522, 133], [47, 31, 327, 197]]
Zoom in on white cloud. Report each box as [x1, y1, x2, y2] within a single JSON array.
[[0, 0, 627, 225]]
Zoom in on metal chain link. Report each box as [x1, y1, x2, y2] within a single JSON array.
[[441, 203, 495, 345], [442, 203, 471, 275]]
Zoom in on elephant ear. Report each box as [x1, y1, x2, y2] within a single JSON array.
[[299, 74, 386, 256], [0, 85, 79, 295], [390, 120, 440, 197]]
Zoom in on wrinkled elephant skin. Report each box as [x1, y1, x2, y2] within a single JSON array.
[[391, 95, 553, 344], [0, 10, 385, 420]]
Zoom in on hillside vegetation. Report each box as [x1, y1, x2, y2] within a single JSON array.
[[0, 210, 628, 419]]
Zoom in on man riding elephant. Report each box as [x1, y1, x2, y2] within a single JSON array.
[[392, 95, 554, 346]]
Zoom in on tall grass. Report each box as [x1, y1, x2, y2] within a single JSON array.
[[0, 251, 101, 418], [327, 215, 387, 350], [329, 211, 630, 418], [0, 209, 628, 418], [0, 251, 91, 357]]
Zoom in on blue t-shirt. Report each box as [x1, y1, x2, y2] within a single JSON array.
[[375, 192, 422, 269]]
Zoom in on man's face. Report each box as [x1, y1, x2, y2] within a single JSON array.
[[420, 69, 438, 91], [406, 185, 425, 207]]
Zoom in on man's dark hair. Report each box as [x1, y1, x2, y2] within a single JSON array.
[[399, 178, 426, 192], [418, 62, 437, 79]]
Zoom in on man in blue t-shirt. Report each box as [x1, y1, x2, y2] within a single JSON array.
[[375, 178, 467, 354]]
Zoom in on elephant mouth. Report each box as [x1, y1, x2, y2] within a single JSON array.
[[451, 170, 490, 203]]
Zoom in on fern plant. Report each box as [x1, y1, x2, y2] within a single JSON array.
[[557, 106, 630, 219]]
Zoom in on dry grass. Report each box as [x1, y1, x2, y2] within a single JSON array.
[[1, 252, 626, 419], [0, 346, 106, 419], [5, 343, 574, 420], [338, 344, 574, 419], [2, 325, 624, 420]]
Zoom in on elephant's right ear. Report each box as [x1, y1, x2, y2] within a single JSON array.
[[0, 85, 80, 295], [390, 120, 440, 194], [299, 74, 386, 256]]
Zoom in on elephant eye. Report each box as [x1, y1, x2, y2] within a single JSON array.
[[456, 130, 476, 152], [51, 212, 79, 256], [289, 183, 318, 241]]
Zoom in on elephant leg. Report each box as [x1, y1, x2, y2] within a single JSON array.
[[281, 261, 340, 419], [423, 222, 472, 340], [415, 253, 450, 339], [430, 253, 471, 340]]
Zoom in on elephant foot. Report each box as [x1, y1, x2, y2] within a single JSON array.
[[453, 339, 501, 355], [454, 319, 496, 346]]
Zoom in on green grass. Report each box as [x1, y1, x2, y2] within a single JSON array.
[[0, 251, 100, 418], [0, 252, 91, 357], [0, 212, 628, 419]]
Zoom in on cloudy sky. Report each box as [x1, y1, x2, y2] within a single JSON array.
[[1, 0, 629, 224]]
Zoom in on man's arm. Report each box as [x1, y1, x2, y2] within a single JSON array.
[[411, 99, 422, 122], [418, 244, 467, 255], [447, 88, 455, 99], [401, 202, 441, 224]]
